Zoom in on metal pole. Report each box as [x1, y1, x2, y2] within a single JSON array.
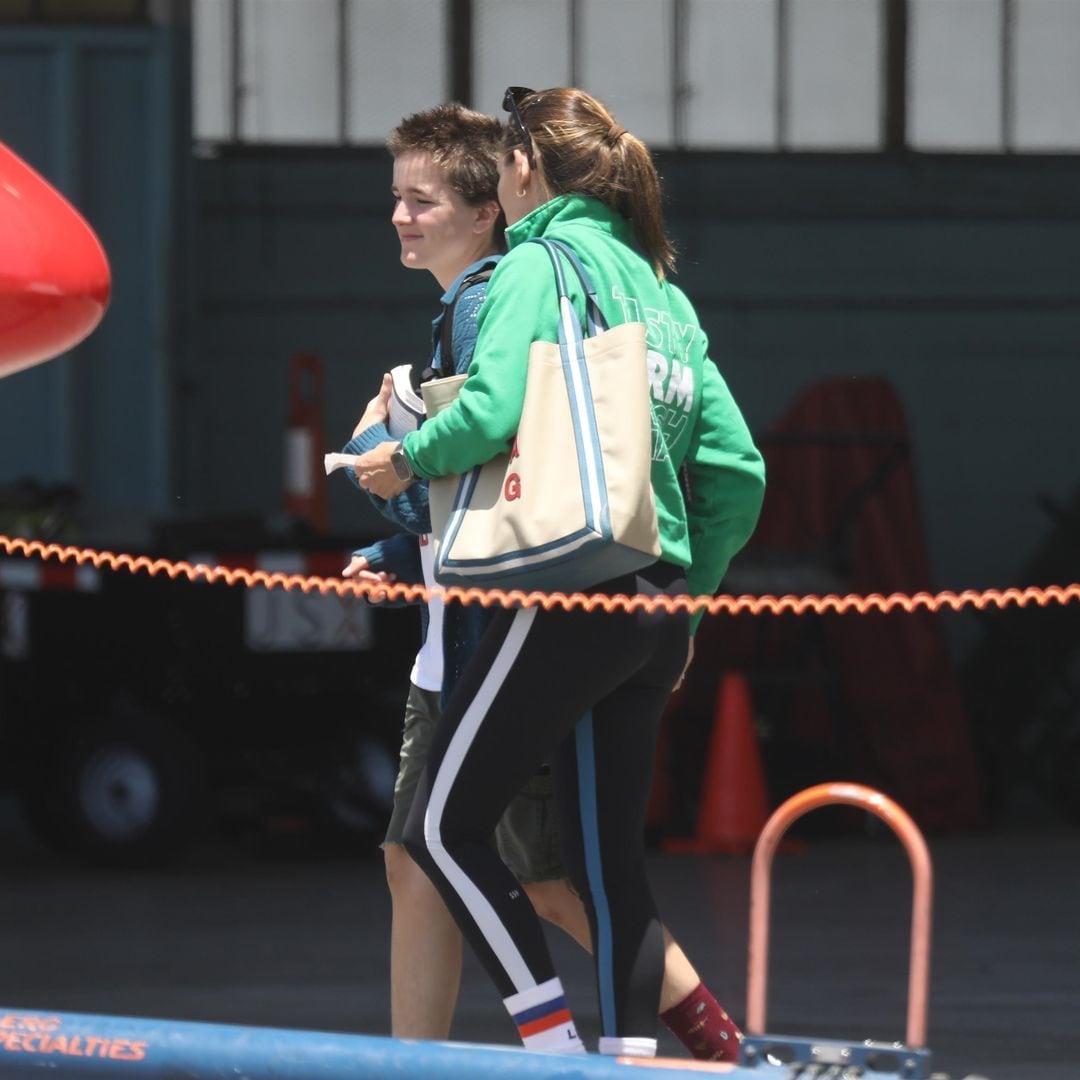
[[569, 0, 580, 88], [883, 0, 909, 151], [672, 0, 689, 148], [337, 0, 348, 143], [1001, 0, 1015, 150], [0, 1009, 768, 1078], [746, 782, 934, 1049], [449, 0, 472, 106], [776, 0, 789, 149], [230, 0, 242, 141]]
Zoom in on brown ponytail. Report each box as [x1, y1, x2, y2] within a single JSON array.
[[505, 88, 676, 279]]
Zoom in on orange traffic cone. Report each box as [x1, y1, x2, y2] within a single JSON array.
[[664, 672, 770, 855]]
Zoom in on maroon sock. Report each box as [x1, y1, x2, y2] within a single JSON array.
[[660, 982, 743, 1063]]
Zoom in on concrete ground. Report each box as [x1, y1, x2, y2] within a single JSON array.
[[2, 803, 1078, 1080]]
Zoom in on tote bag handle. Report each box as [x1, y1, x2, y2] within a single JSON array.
[[526, 237, 607, 338], [527, 238, 673, 481]]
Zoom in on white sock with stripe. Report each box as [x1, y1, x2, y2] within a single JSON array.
[[504, 977, 585, 1054], [598, 1036, 658, 1058]]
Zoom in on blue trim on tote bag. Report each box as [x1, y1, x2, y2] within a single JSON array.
[[436, 239, 637, 590]]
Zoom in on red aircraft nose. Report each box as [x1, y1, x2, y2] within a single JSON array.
[[0, 140, 111, 378]]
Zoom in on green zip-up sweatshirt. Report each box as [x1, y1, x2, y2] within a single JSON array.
[[401, 194, 765, 630]]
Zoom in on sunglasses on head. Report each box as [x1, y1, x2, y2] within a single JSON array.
[[502, 86, 535, 159]]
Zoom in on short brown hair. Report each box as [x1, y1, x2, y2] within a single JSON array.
[[388, 103, 505, 247], [505, 88, 675, 279]]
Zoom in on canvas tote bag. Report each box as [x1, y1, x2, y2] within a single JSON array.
[[421, 237, 660, 593]]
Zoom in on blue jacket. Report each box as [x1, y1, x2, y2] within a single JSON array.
[[345, 255, 501, 696]]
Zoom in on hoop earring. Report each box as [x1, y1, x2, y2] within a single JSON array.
[[516, 187, 527, 199]]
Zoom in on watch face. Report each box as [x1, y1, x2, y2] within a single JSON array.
[[391, 450, 412, 482]]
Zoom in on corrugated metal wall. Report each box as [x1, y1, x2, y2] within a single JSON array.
[[180, 153, 430, 540], [0, 25, 180, 537], [662, 154, 1080, 595]]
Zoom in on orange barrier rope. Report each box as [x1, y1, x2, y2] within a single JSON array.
[[2, 534, 1079, 617]]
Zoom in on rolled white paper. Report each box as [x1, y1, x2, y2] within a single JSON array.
[[324, 452, 361, 476]]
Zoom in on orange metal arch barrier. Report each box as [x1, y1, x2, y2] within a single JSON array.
[[2, 534, 1079, 618], [746, 782, 933, 1049]]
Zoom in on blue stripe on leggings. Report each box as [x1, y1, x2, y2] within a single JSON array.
[[575, 712, 616, 1035], [512, 996, 567, 1026]]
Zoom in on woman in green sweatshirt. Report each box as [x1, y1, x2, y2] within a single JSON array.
[[355, 87, 764, 1058]]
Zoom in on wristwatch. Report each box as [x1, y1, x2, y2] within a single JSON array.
[[389, 442, 415, 483]]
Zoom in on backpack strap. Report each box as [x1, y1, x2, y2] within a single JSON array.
[[415, 266, 496, 388], [530, 237, 696, 507]]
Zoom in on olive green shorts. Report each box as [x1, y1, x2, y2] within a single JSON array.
[[494, 765, 565, 885], [384, 682, 441, 845], [385, 682, 565, 884]]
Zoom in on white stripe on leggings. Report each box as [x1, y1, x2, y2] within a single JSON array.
[[423, 605, 538, 991]]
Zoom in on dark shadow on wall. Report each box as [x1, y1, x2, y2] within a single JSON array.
[[658, 377, 986, 837], [963, 487, 1080, 826]]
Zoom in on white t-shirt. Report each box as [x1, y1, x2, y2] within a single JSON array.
[[410, 533, 444, 692]]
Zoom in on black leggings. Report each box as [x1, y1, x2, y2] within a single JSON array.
[[403, 561, 688, 1040]]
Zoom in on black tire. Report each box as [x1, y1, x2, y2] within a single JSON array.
[[19, 703, 204, 867]]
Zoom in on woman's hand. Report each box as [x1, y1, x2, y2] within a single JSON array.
[[342, 553, 396, 582], [352, 372, 393, 438], [354, 440, 411, 499], [342, 554, 397, 602]]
